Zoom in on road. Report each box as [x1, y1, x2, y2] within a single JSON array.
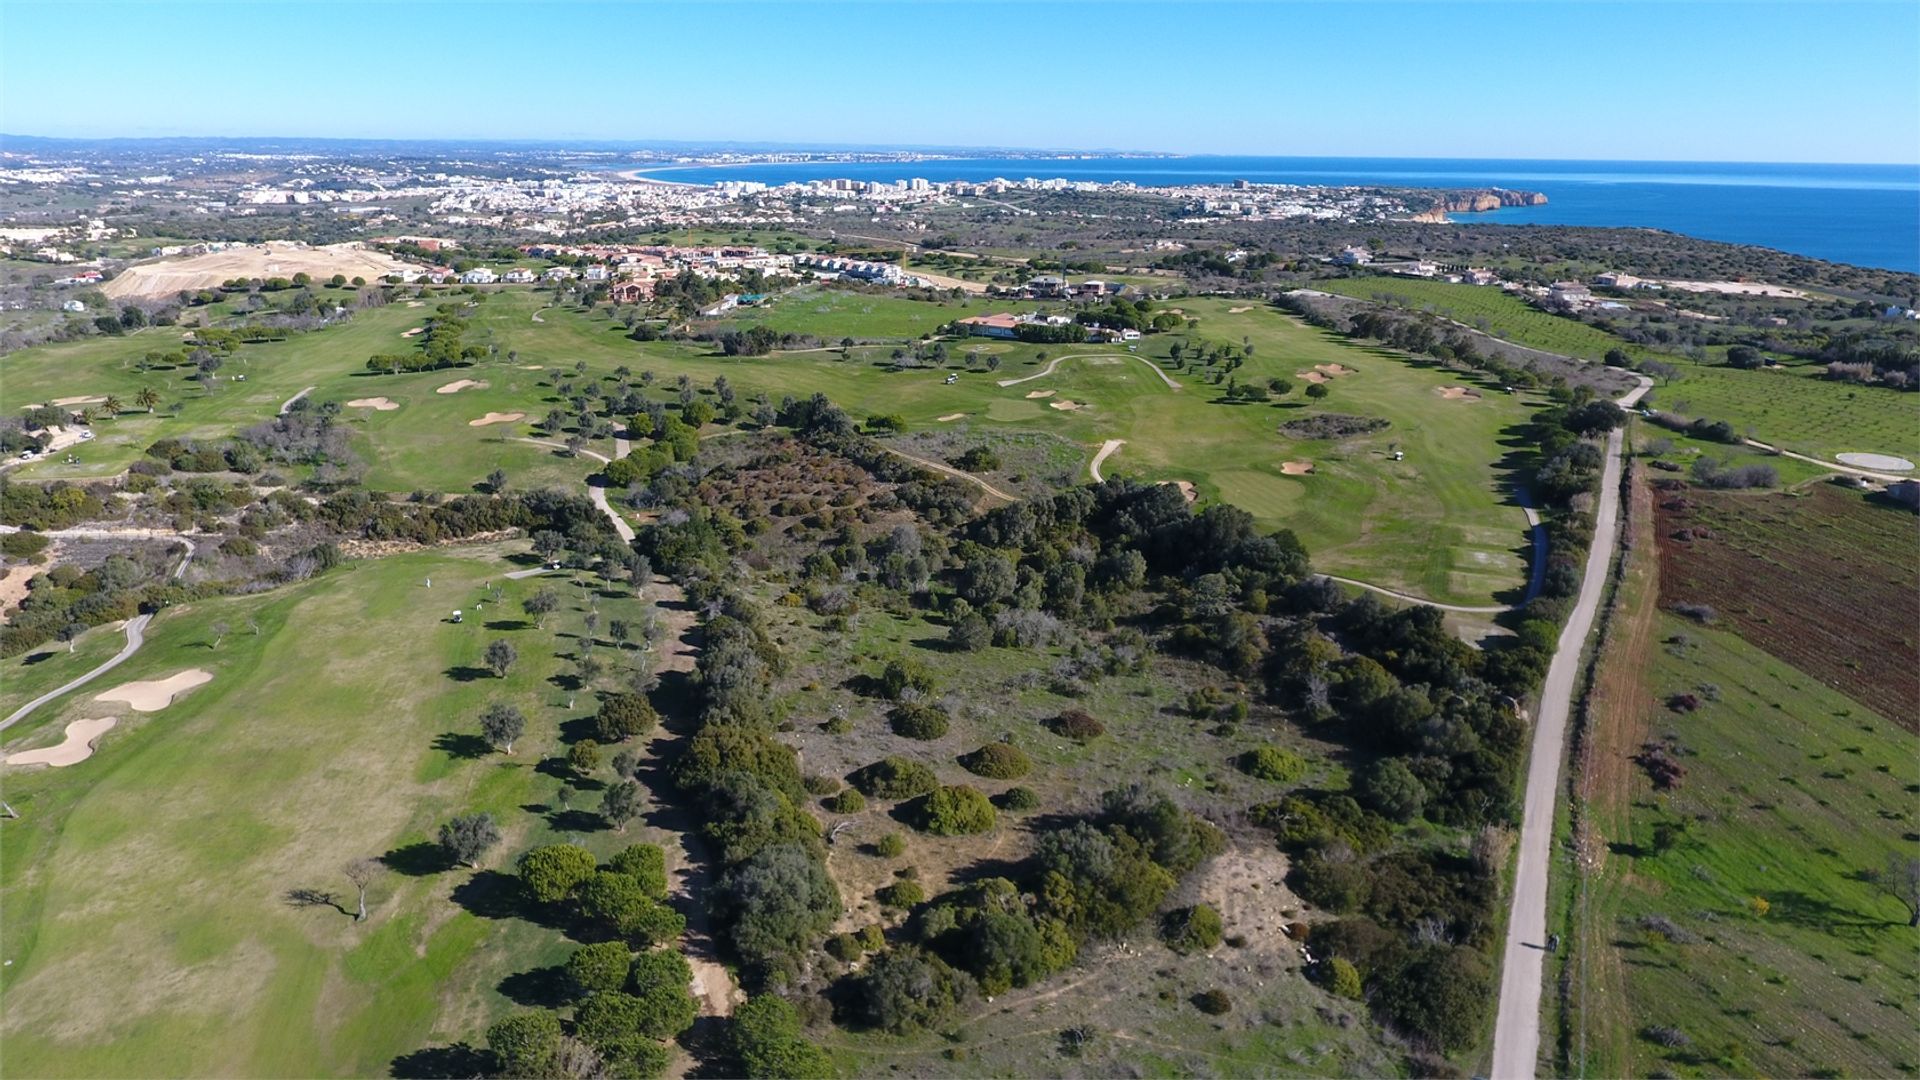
[[0, 538, 195, 736], [1490, 375, 1649, 1080]]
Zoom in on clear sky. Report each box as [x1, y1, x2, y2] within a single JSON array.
[[3, 0, 1916, 163]]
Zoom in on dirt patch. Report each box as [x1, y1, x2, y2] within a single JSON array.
[[401, 327, 424, 338], [1190, 845, 1307, 960], [520, 365, 544, 370], [405, 300, 424, 308], [1024, 389, 1056, 399], [1280, 460, 1315, 476], [1295, 370, 1329, 384], [435, 379, 488, 395], [96, 669, 212, 712], [1834, 452, 1915, 472], [4, 717, 117, 768], [1159, 480, 1197, 503], [0, 563, 47, 624], [1314, 363, 1355, 377], [936, 413, 967, 422], [103, 241, 424, 300], [468, 412, 526, 427], [345, 397, 399, 411], [1048, 400, 1084, 411], [1437, 386, 1483, 401]]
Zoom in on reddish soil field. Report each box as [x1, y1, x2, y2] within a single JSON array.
[[1654, 482, 1918, 728]]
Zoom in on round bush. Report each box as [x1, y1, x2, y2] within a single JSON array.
[[1240, 746, 1307, 784], [994, 786, 1041, 813], [915, 785, 996, 836], [890, 702, 950, 741], [958, 742, 1031, 780], [850, 756, 939, 800], [595, 692, 659, 743], [1161, 903, 1224, 954], [876, 880, 925, 909], [1193, 988, 1233, 1015], [825, 789, 867, 814], [1048, 709, 1105, 741], [874, 832, 907, 858]]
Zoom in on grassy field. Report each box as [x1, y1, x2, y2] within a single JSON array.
[[0, 544, 673, 1076], [4, 288, 1547, 605], [1312, 276, 1648, 361], [719, 286, 1003, 340], [1645, 363, 1920, 463], [0, 621, 127, 726]]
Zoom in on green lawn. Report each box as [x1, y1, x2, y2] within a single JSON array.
[[1570, 614, 1916, 1079], [0, 622, 127, 730], [1644, 363, 1920, 463], [1313, 276, 1647, 361], [0, 545, 664, 1076], [721, 286, 1004, 341]]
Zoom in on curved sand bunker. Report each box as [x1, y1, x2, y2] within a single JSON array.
[[1024, 389, 1056, 399], [1437, 386, 1483, 401], [1314, 363, 1355, 377], [401, 327, 424, 338], [1295, 371, 1329, 384], [469, 411, 526, 427], [1160, 479, 1197, 503], [1049, 400, 1084, 411], [346, 397, 400, 410], [1281, 460, 1315, 476], [97, 668, 212, 712], [436, 379, 488, 394], [936, 413, 967, 422], [1835, 452, 1915, 471], [5, 717, 117, 768]]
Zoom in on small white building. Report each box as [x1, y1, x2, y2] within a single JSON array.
[[1336, 245, 1373, 266], [501, 267, 536, 284], [62, 299, 86, 312], [459, 268, 498, 285]]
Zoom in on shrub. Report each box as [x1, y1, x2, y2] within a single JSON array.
[[729, 995, 834, 1079], [879, 657, 937, 700], [487, 1012, 563, 1077], [994, 786, 1041, 813], [568, 739, 603, 776], [1239, 746, 1307, 783], [874, 832, 907, 858], [825, 789, 867, 814], [578, 871, 686, 946], [850, 947, 966, 1034], [595, 692, 660, 742], [915, 785, 996, 836], [946, 612, 992, 652], [958, 742, 1031, 779], [889, 702, 950, 740], [1048, 709, 1105, 741], [803, 774, 841, 796], [1193, 988, 1232, 1015], [1323, 956, 1364, 999], [850, 756, 939, 800], [1161, 904, 1224, 954], [877, 880, 925, 909]]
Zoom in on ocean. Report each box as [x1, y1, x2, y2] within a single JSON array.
[[627, 156, 1920, 273]]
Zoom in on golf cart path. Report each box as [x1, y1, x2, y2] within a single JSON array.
[[278, 386, 317, 415], [1740, 438, 1914, 482], [881, 447, 1016, 503], [1491, 373, 1651, 1080], [0, 538, 196, 735], [1324, 576, 1510, 615], [996, 352, 1183, 391], [1088, 439, 1126, 482]]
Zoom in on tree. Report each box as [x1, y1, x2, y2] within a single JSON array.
[[485, 467, 507, 494], [135, 386, 161, 413], [602, 780, 644, 831], [480, 701, 527, 754], [344, 857, 383, 922], [484, 639, 518, 678], [577, 871, 686, 945], [729, 994, 834, 1078], [57, 622, 86, 653], [524, 588, 560, 628], [626, 948, 698, 1038], [569, 739, 603, 777], [852, 947, 965, 1034], [1357, 757, 1427, 822], [100, 394, 123, 417], [1880, 854, 1920, 927], [209, 620, 230, 649], [1305, 382, 1330, 400], [487, 1011, 563, 1077], [532, 530, 566, 562], [715, 843, 840, 968], [439, 812, 502, 868], [518, 843, 599, 904]]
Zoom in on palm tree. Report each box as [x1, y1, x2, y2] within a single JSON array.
[[136, 386, 160, 413], [100, 395, 123, 417]]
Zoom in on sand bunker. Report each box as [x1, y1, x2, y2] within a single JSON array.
[[1024, 389, 1056, 399], [1835, 452, 1915, 471], [1296, 371, 1329, 384], [1314, 363, 1354, 377], [520, 365, 545, 370], [435, 379, 488, 394], [4, 717, 118, 768], [936, 413, 967, 422], [48, 395, 108, 407], [401, 326, 424, 338], [1160, 479, 1197, 503], [469, 411, 526, 427], [1437, 386, 1483, 401], [1281, 460, 1315, 476], [1228, 306, 1253, 314], [1049, 400, 1084, 411], [346, 397, 399, 411], [96, 669, 211, 712], [405, 300, 425, 308]]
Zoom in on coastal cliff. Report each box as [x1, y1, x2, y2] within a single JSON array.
[[1409, 188, 1548, 222]]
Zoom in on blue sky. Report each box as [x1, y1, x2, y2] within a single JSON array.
[[3, 1, 1915, 163]]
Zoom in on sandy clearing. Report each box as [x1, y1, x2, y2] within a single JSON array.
[[1438, 386, 1483, 401], [469, 411, 526, 427], [1835, 451, 1915, 471], [1314, 363, 1355, 376], [1024, 389, 1056, 399], [4, 717, 117, 768], [102, 241, 425, 300], [435, 379, 488, 394], [1160, 479, 1197, 503], [401, 327, 424, 338], [346, 397, 399, 411], [49, 395, 108, 407], [1295, 371, 1329, 384], [1228, 305, 1254, 314], [1049, 399, 1084, 411], [936, 413, 967, 422], [1281, 460, 1315, 476], [1655, 279, 1815, 299], [0, 564, 47, 625], [96, 668, 211, 712]]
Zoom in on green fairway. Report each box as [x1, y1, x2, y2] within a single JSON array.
[[721, 286, 1002, 340], [0, 623, 127, 729], [0, 545, 662, 1076], [1312, 276, 1649, 360]]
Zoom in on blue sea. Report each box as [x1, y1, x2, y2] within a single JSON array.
[[628, 156, 1920, 273]]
